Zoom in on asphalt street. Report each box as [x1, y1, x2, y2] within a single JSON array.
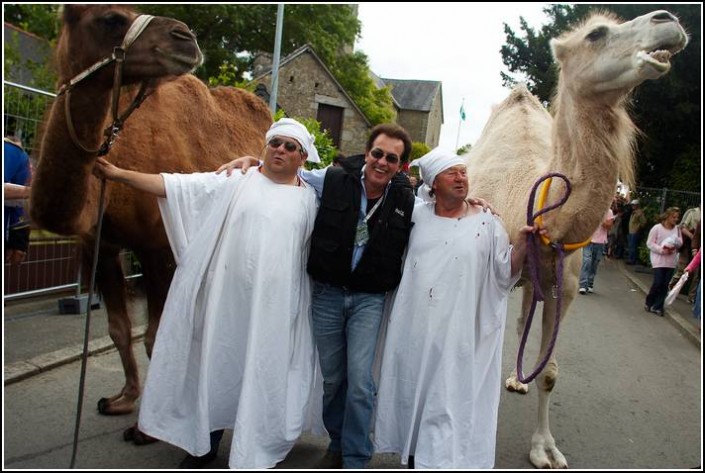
[[3, 259, 702, 469]]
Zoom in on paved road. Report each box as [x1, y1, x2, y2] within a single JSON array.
[[3, 259, 702, 469]]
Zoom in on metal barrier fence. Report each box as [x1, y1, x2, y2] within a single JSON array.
[[3, 81, 142, 301], [3, 80, 55, 155], [633, 186, 701, 221], [4, 237, 142, 302]]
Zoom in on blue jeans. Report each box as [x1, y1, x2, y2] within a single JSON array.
[[579, 242, 605, 289], [311, 281, 385, 469], [646, 267, 675, 311], [627, 233, 640, 264], [694, 281, 701, 320]]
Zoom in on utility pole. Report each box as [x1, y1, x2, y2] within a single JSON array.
[[269, 4, 285, 114]]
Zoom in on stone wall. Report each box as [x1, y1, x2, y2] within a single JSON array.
[[255, 52, 369, 157]]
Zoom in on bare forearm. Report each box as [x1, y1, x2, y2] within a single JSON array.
[[111, 168, 166, 197], [511, 239, 528, 276], [4, 183, 30, 199], [510, 224, 543, 276]]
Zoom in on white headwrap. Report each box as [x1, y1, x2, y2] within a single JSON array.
[[265, 118, 321, 163], [409, 147, 466, 202]]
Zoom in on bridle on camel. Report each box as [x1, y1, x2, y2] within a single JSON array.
[[61, 14, 155, 469], [58, 14, 155, 157], [517, 173, 590, 384]]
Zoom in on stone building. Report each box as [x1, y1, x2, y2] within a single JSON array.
[[381, 79, 443, 148], [252, 44, 444, 155], [252, 44, 371, 157]]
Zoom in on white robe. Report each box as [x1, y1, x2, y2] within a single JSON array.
[[138, 168, 321, 469], [373, 202, 519, 469]]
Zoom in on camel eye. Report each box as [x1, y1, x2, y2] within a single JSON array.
[[586, 26, 607, 42], [100, 12, 128, 30]]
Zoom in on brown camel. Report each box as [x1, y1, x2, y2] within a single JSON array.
[[30, 5, 272, 416], [464, 11, 687, 468]]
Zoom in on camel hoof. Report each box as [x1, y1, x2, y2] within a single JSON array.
[[96, 395, 136, 415], [123, 424, 158, 446], [97, 397, 109, 414], [505, 377, 529, 394]]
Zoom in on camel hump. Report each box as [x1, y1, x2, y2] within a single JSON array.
[[211, 85, 272, 121], [506, 84, 544, 110]]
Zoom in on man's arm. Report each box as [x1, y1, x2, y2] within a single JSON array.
[[510, 224, 545, 276], [3, 183, 30, 200], [93, 157, 166, 197]]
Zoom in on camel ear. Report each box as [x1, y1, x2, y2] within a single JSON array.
[[550, 37, 567, 63], [61, 5, 90, 25]]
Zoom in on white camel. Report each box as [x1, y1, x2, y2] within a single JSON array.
[[464, 10, 688, 468]]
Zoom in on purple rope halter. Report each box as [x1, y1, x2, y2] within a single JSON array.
[[516, 172, 572, 384]]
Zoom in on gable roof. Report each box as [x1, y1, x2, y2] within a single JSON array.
[[252, 44, 371, 127], [381, 78, 442, 113]]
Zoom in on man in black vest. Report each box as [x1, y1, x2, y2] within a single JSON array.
[[305, 124, 415, 469]]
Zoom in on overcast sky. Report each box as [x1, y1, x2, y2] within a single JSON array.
[[355, 3, 550, 150]]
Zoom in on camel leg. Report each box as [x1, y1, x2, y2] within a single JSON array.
[[91, 245, 140, 415], [506, 283, 534, 394], [528, 266, 578, 469], [135, 249, 175, 357]]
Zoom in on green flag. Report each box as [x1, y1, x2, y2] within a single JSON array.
[[459, 103, 466, 121]]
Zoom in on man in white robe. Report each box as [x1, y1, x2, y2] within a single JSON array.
[[373, 148, 540, 469], [93, 118, 322, 469]]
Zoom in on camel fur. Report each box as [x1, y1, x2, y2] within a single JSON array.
[[30, 5, 272, 416], [464, 10, 687, 468]]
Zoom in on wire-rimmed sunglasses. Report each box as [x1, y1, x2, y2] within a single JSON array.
[[369, 148, 400, 164]]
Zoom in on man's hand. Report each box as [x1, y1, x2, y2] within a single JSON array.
[[467, 196, 498, 216], [93, 157, 122, 181], [215, 156, 259, 176]]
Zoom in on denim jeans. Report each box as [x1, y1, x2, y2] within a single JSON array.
[[627, 233, 640, 264], [579, 242, 605, 289], [646, 267, 675, 311], [694, 281, 701, 320], [311, 281, 385, 469]]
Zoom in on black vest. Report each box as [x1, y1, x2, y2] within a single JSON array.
[[307, 156, 415, 293]]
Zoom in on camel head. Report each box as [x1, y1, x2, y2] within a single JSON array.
[[550, 10, 688, 99], [56, 5, 203, 89]]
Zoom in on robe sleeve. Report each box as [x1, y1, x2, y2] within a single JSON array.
[[490, 216, 519, 293], [158, 172, 239, 262]]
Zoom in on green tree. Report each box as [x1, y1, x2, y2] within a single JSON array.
[[5, 4, 395, 125], [138, 5, 394, 124], [3, 4, 60, 41], [500, 4, 701, 191], [410, 142, 431, 162]]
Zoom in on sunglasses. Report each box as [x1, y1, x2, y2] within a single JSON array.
[[268, 138, 302, 153], [369, 148, 400, 165]]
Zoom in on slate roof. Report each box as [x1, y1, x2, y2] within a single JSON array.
[[380, 78, 441, 112]]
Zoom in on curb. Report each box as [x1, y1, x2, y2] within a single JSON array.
[[4, 326, 145, 386], [616, 262, 701, 348]]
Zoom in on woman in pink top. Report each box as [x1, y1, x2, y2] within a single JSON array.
[[644, 207, 682, 316], [686, 249, 701, 322]]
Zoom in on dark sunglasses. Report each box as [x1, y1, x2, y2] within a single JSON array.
[[369, 148, 400, 164], [268, 138, 302, 153]]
